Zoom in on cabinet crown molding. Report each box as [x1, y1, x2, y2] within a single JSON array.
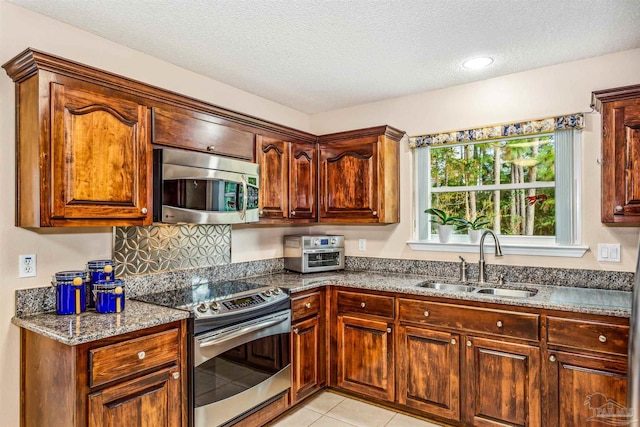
[[591, 84, 640, 112], [318, 125, 405, 143]]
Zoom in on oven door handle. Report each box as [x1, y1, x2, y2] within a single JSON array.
[[197, 314, 289, 348]]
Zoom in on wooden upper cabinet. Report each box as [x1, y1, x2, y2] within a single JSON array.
[[318, 125, 403, 224], [152, 106, 255, 160], [593, 85, 640, 224], [10, 74, 151, 227], [256, 136, 317, 222]]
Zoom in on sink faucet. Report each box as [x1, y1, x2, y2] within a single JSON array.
[[478, 230, 503, 284]]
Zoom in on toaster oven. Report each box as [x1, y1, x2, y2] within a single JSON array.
[[284, 235, 345, 273]]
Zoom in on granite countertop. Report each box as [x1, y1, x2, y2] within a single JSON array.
[[12, 300, 190, 346], [239, 271, 633, 318]]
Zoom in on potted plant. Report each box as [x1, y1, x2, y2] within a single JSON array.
[[455, 215, 491, 244], [424, 208, 462, 243]]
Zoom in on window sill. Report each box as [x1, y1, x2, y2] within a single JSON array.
[[406, 240, 589, 258]]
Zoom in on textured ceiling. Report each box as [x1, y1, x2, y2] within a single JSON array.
[[10, 0, 640, 114]]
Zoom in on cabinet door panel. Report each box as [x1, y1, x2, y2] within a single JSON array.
[[397, 326, 460, 420], [292, 316, 320, 402], [289, 142, 317, 219], [464, 336, 540, 427], [547, 351, 627, 427], [336, 315, 393, 401], [320, 137, 378, 220], [51, 82, 150, 223], [88, 366, 181, 427], [257, 136, 288, 219]]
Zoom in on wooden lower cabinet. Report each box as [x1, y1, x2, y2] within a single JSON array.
[[21, 321, 186, 427], [292, 315, 321, 401], [336, 315, 394, 401], [397, 325, 461, 421], [464, 336, 541, 427], [546, 350, 627, 427]]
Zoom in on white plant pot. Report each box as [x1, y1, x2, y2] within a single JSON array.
[[437, 224, 453, 243], [469, 229, 483, 244]]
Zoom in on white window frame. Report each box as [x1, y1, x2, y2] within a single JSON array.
[[407, 130, 588, 257]]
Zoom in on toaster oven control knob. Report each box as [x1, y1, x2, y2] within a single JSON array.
[[331, 238, 337, 244], [273, 288, 281, 295], [264, 289, 273, 297], [210, 302, 220, 311], [314, 239, 320, 245], [197, 303, 208, 313]]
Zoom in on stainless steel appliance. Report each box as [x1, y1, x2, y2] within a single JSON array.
[[153, 148, 259, 224], [136, 281, 290, 427], [283, 235, 345, 273]]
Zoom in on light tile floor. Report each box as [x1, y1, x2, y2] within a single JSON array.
[[269, 391, 446, 427]]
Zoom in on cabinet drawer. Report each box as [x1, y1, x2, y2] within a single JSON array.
[[547, 317, 629, 355], [398, 299, 539, 341], [336, 290, 394, 319], [292, 291, 322, 321], [89, 328, 180, 387], [152, 107, 255, 160]]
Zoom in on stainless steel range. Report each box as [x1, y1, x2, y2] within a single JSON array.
[[137, 281, 291, 427]]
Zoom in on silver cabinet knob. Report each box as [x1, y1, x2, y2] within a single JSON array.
[[549, 355, 557, 362], [386, 327, 391, 333], [372, 211, 378, 216], [291, 211, 296, 216], [615, 205, 623, 213], [451, 338, 457, 345], [599, 335, 607, 343], [496, 320, 503, 328], [259, 210, 264, 215], [360, 302, 366, 308], [293, 328, 299, 335], [141, 207, 148, 214], [138, 351, 146, 360], [305, 302, 311, 309], [172, 372, 180, 380], [424, 310, 430, 317], [207, 145, 216, 152], [466, 340, 472, 347]]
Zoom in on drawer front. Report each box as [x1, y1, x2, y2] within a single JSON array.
[[90, 328, 180, 387], [292, 291, 321, 321], [336, 290, 394, 319], [547, 316, 629, 355], [399, 299, 539, 341], [152, 107, 255, 160]]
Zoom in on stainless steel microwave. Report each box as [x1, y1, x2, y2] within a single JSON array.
[[153, 148, 259, 224]]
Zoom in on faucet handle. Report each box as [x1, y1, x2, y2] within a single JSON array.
[[497, 274, 505, 286], [459, 257, 468, 282]]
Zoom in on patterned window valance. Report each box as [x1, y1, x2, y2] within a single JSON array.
[[409, 113, 584, 148]]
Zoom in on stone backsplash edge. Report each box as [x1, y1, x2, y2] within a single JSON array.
[[15, 256, 634, 316]]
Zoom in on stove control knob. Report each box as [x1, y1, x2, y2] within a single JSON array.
[[210, 302, 220, 311], [331, 238, 337, 244], [273, 288, 281, 295], [314, 239, 320, 246], [264, 289, 273, 297], [197, 303, 208, 313]]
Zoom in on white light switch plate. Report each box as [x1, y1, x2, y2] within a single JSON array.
[[597, 244, 621, 262], [358, 239, 366, 251]]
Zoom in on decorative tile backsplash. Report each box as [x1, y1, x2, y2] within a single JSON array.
[[113, 224, 231, 276]]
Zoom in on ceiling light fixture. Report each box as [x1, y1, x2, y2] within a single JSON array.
[[462, 56, 494, 70]]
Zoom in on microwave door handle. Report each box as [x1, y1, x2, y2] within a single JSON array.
[[197, 314, 288, 348], [240, 175, 248, 220]]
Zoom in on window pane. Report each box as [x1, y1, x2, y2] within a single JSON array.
[[430, 188, 555, 236], [430, 136, 555, 188]]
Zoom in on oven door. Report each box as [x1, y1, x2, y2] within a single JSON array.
[[192, 310, 291, 427]]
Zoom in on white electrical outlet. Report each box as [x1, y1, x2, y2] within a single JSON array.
[[597, 244, 621, 262], [358, 239, 366, 251], [19, 254, 37, 278]]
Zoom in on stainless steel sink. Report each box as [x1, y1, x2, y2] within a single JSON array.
[[473, 288, 537, 298], [417, 282, 476, 292]]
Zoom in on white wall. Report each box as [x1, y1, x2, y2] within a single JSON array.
[[0, 2, 308, 425], [311, 49, 640, 272]]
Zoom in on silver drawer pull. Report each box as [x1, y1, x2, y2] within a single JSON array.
[[361, 302, 366, 308], [496, 320, 503, 328], [549, 355, 557, 362], [138, 351, 146, 360], [386, 327, 391, 333], [305, 303, 311, 309], [293, 328, 299, 335], [451, 338, 456, 345], [424, 310, 430, 317], [172, 372, 180, 380], [207, 145, 216, 152], [615, 205, 623, 213], [466, 340, 472, 347], [599, 335, 607, 343], [292, 211, 296, 216]]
